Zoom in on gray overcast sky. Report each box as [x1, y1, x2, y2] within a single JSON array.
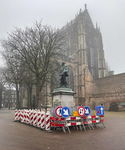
[[0, 0, 125, 75]]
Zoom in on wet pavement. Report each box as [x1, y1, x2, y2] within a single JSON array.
[[0, 108, 125, 150]]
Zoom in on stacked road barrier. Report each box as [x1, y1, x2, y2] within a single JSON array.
[[41, 110, 45, 129], [37, 111, 42, 127], [14, 105, 105, 133], [15, 110, 18, 121], [30, 110, 34, 125], [14, 109, 51, 132], [33, 110, 37, 127], [50, 115, 105, 133], [45, 110, 51, 131]]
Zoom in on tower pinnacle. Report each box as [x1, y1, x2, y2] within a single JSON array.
[[85, 3, 87, 9]]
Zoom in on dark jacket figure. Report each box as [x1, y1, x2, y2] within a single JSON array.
[[59, 61, 69, 87]]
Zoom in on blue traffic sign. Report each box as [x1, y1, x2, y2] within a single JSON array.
[[96, 106, 104, 115], [84, 106, 91, 116], [61, 107, 70, 118]]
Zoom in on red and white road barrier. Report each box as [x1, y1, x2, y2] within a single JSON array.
[[26, 110, 29, 124], [29, 110, 32, 124], [50, 114, 105, 133], [14, 108, 105, 133], [23, 110, 26, 123], [37, 111, 41, 127], [41, 110, 45, 129], [33, 110, 37, 126], [15, 109, 18, 121], [18, 109, 21, 121], [20, 110, 24, 122], [66, 116, 81, 121], [30, 110, 34, 125], [45, 111, 50, 131]]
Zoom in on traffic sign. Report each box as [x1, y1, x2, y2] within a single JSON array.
[[94, 110, 96, 116], [84, 106, 91, 116], [55, 106, 63, 117], [61, 107, 70, 118], [73, 111, 79, 117], [96, 106, 104, 115], [77, 106, 85, 116]]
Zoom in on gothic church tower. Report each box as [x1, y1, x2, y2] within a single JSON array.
[[61, 4, 112, 105]]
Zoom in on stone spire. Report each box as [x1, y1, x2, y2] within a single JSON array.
[[85, 3, 87, 9], [83, 4, 94, 28], [96, 22, 98, 29]]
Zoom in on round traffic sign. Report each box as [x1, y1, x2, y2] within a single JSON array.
[[84, 106, 91, 116], [61, 107, 70, 118], [77, 106, 85, 116], [55, 106, 62, 117]]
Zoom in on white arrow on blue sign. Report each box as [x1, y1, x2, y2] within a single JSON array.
[[84, 106, 91, 116], [96, 106, 104, 115], [61, 107, 70, 118]]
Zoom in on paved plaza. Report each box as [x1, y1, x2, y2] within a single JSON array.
[[0, 108, 125, 150]]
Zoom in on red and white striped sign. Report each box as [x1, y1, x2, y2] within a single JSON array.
[[37, 112, 41, 127], [20, 110, 24, 122], [33, 110, 37, 126], [45, 111, 50, 130], [18, 109, 21, 121], [15, 110, 18, 120], [26, 110, 29, 124], [30, 110, 34, 125], [41, 110, 45, 129]]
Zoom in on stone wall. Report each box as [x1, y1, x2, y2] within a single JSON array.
[[86, 73, 125, 111]]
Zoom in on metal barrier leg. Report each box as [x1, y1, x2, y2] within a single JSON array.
[[87, 119, 91, 129], [67, 126, 71, 133], [94, 123, 96, 127], [88, 124, 91, 129], [79, 125, 82, 131], [81, 120, 86, 131], [76, 125, 79, 130], [63, 127, 66, 133], [90, 124, 94, 130], [101, 122, 105, 128], [82, 124, 86, 131], [65, 120, 70, 133]]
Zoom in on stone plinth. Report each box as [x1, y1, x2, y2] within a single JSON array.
[[51, 88, 76, 108]]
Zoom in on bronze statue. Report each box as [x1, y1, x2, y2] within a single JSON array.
[[59, 61, 69, 87]]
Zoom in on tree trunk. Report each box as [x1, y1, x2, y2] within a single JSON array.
[[29, 89, 32, 109], [35, 83, 38, 109], [27, 91, 30, 109], [16, 84, 20, 109], [0, 84, 2, 109]]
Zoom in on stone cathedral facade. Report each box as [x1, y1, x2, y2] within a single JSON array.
[[59, 4, 125, 110], [59, 5, 112, 105]]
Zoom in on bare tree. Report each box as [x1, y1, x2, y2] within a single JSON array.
[[1, 43, 26, 109], [1, 21, 66, 109], [0, 67, 6, 109]]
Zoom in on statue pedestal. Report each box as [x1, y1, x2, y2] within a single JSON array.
[[51, 88, 76, 108]]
